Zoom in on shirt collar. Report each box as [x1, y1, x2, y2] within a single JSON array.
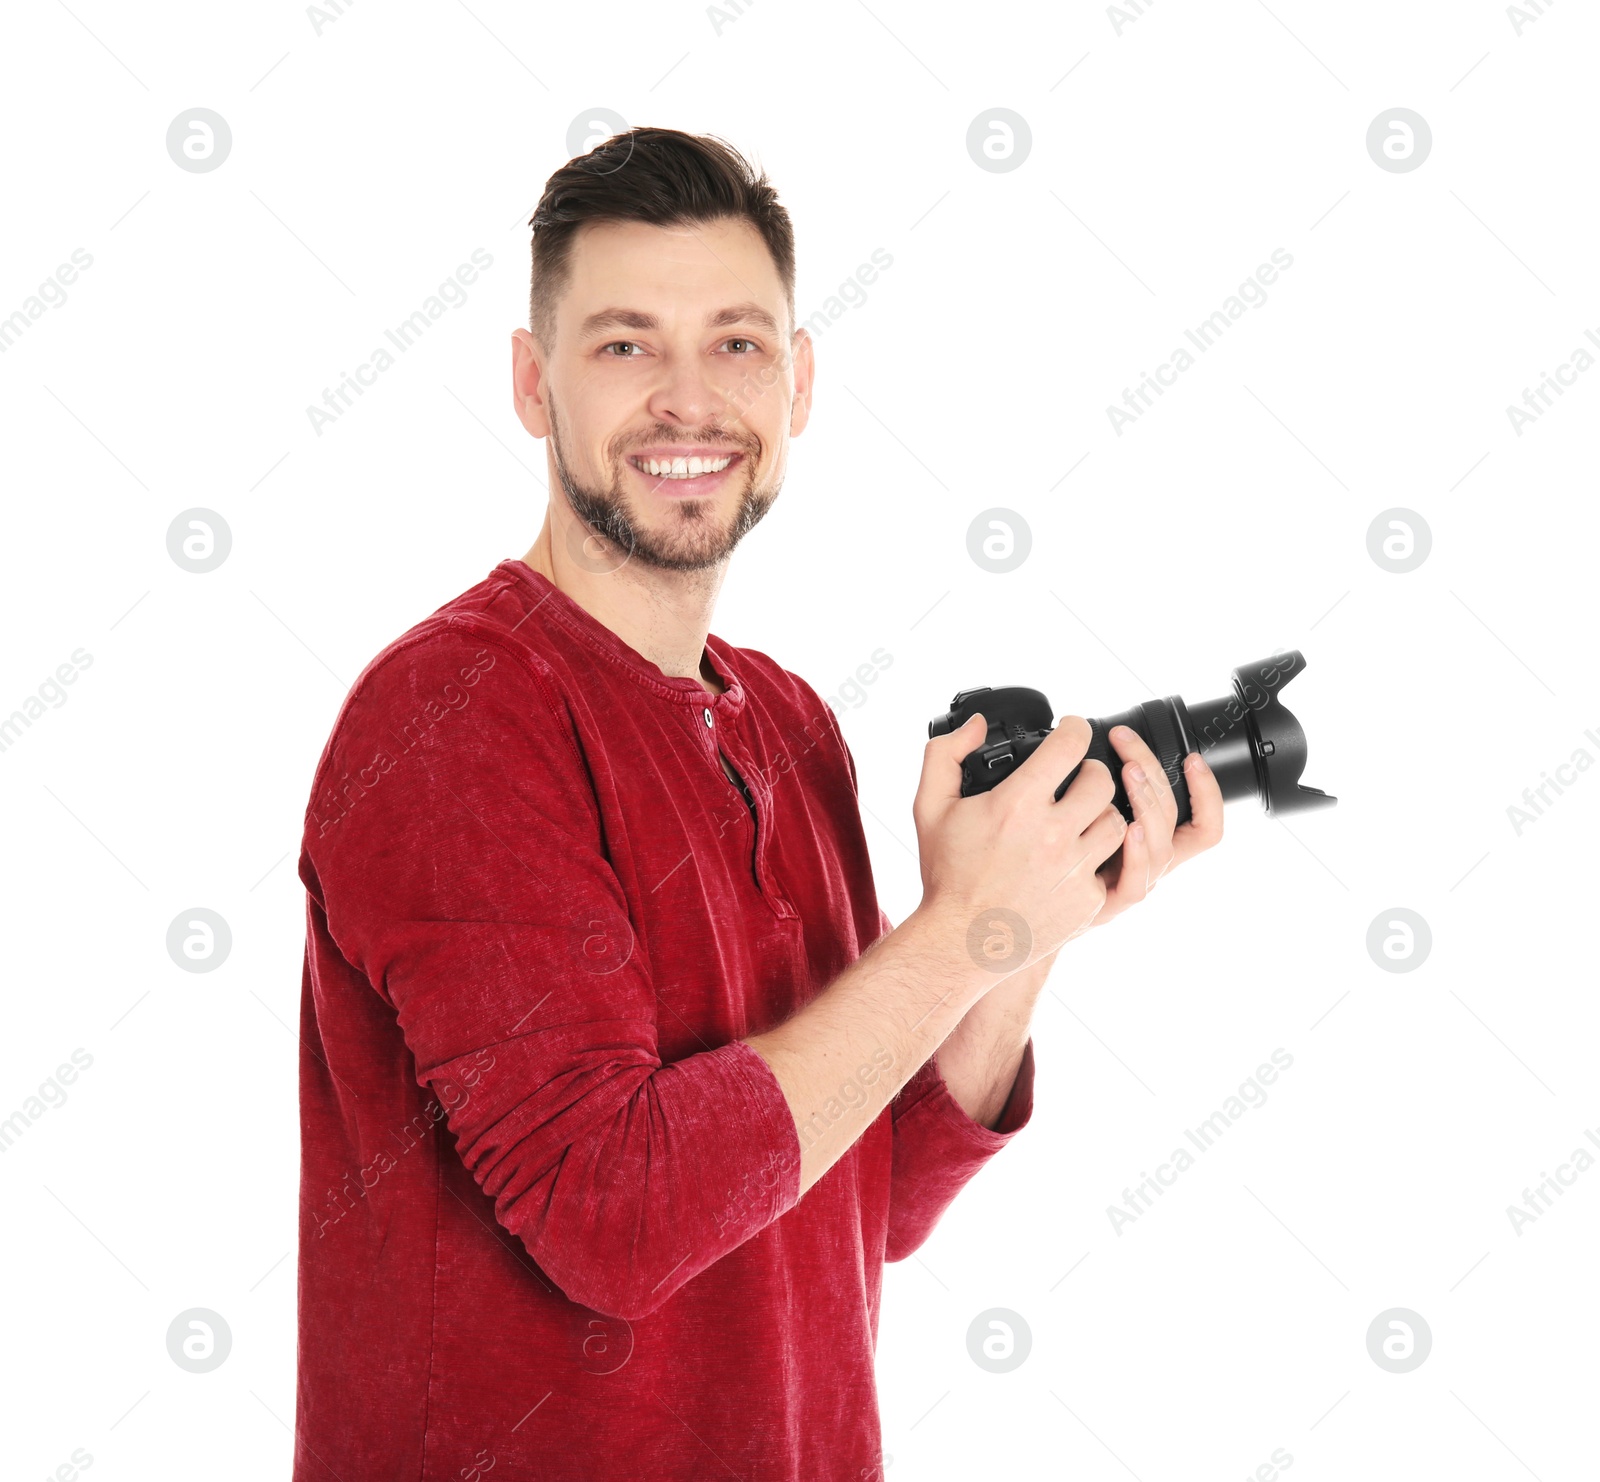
[[497, 559, 746, 720]]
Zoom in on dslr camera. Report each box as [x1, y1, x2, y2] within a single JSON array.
[[928, 649, 1335, 827]]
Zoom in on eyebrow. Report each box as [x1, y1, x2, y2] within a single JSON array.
[[577, 302, 782, 340]]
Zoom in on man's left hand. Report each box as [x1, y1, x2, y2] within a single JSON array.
[[1093, 726, 1225, 925]]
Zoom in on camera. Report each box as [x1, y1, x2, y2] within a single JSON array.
[[927, 649, 1335, 828]]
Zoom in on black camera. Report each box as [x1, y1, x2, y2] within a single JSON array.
[[927, 649, 1335, 828]]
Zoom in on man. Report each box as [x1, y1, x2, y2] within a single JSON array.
[[293, 126, 1223, 1480]]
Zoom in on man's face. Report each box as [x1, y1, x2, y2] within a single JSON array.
[[517, 216, 813, 573]]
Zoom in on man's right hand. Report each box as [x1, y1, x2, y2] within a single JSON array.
[[911, 711, 1128, 969], [745, 709, 1129, 1196]]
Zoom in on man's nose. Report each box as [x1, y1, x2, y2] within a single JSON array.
[[646, 351, 730, 427]]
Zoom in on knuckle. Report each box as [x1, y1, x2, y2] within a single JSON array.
[[1058, 715, 1093, 752], [1079, 757, 1115, 797]]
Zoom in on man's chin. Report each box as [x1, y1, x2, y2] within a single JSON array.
[[558, 462, 778, 574], [625, 516, 755, 573]]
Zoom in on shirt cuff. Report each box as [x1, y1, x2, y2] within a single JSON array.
[[897, 1037, 1036, 1147]]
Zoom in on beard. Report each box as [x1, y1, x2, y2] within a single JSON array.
[[547, 394, 781, 574]]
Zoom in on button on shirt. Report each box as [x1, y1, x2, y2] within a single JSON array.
[[293, 557, 1035, 1481]]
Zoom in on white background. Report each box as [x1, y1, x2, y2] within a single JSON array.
[[2, 1, 1597, 1477]]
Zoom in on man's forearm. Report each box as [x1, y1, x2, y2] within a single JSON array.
[[934, 949, 1057, 1128], [742, 903, 996, 1197]]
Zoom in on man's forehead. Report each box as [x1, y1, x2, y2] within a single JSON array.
[[563, 217, 784, 315]]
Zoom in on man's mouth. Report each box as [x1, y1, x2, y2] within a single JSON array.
[[629, 453, 738, 480], [626, 449, 745, 495]]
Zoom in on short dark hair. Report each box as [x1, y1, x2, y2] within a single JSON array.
[[527, 126, 795, 351]]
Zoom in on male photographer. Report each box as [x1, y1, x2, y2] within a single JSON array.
[[293, 126, 1223, 1480]]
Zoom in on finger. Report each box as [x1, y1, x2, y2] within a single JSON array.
[[1078, 799, 1130, 872], [1171, 749, 1225, 863], [1000, 714, 1098, 810], [1101, 816, 1151, 918], [913, 712, 987, 831], [1109, 728, 1176, 882], [1055, 756, 1118, 838], [1108, 725, 1177, 832], [1045, 798, 1126, 898]]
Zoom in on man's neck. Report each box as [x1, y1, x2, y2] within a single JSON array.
[[520, 519, 728, 696]]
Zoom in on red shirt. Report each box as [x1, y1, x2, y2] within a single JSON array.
[[293, 557, 1034, 1481]]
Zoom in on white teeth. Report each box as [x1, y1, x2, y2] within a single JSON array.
[[637, 455, 733, 480]]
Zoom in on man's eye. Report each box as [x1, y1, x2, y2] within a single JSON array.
[[723, 338, 759, 354], [602, 341, 642, 357]]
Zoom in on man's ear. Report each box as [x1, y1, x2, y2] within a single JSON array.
[[512, 328, 551, 438], [788, 327, 815, 438]]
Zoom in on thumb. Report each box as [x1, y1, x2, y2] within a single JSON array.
[[914, 711, 987, 824]]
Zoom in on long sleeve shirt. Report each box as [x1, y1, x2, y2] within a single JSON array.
[[292, 556, 1035, 1481]]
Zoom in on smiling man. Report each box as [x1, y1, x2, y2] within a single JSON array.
[[293, 127, 1222, 1481]]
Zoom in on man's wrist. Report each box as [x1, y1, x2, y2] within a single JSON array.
[[894, 900, 1001, 1008]]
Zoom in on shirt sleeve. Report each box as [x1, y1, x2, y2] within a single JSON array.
[[301, 628, 802, 1321], [846, 750, 1033, 1262], [885, 1036, 1035, 1261]]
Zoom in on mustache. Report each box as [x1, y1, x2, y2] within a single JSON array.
[[613, 431, 757, 458]]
